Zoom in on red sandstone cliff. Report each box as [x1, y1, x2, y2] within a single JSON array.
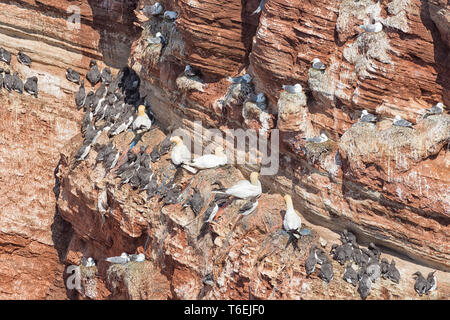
[[0, 0, 449, 299]]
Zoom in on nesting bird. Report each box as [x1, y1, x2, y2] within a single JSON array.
[[24, 76, 38, 97], [105, 252, 130, 264], [282, 83, 303, 94], [17, 51, 32, 66], [11, 72, 23, 94], [283, 194, 302, 237], [164, 11, 177, 20], [360, 109, 378, 123], [227, 74, 251, 84], [143, 2, 163, 17], [311, 58, 326, 71], [360, 20, 383, 33], [147, 32, 166, 45], [224, 172, 262, 199], [170, 136, 191, 166], [132, 105, 153, 134], [238, 197, 259, 216], [302, 133, 328, 143], [188, 146, 227, 170], [423, 102, 445, 118], [393, 115, 413, 128]]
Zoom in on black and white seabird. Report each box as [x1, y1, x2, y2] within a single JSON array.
[[106, 252, 130, 264], [17, 51, 32, 66], [302, 133, 328, 143], [366, 261, 381, 283], [86, 60, 101, 86], [108, 108, 134, 137], [282, 83, 303, 94], [393, 115, 413, 128], [66, 68, 80, 84], [413, 271, 427, 296], [184, 188, 204, 216], [0, 47, 11, 64], [315, 248, 330, 265], [101, 67, 112, 85], [3, 70, 13, 91], [24, 76, 38, 97], [147, 32, 166, 45], [184, 65, 198, 77], [318, 262, 333, 283], [311, 58, 326, 71], [76, 80, 86, 110], [343, 263, 358, 287], [81, 110, 93, 136], [387, 259, 400, 284], [75, 143, 91, 162], [12, 72, 23, 94], [129, 253, 145, 262], [423, 102, 445, 118], [360, 110, 378, 123], [425, 271, 437, 294], [163, 10, 177, 20], [0, 71, 3, 90], [103, 147, 119, 176], [238, 197, 259, 216], [142, 2, 163, 17], [227, 74, 251, 84], [305, 246, 318, 276], [358, 274, 372, 300]]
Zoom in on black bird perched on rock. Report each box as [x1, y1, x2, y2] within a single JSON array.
[[366, 260, 381, 283], [0, 72, 3, 90], [358, 274, 372, 300], [17, 51, 32, 66], [238, 197, 259, 216], [66, 68, 81, 84], [305, 246, 318, 276], [3, 69, 13, 92], [76, 80, 86, 110], [343, 263, 358, 287], [318, 262, 333, 283], [184, 188, 204, 216], [94, 142, 113, 167], [387, 259, 400, 284], [425, 271, 437, 294], [368, 242, 381, 261], [0, 47, 11, 64], [86, 60, 101, 86], [413, 271, 427, 296], [315, 247, 330, 265], [101, 67, 112, 84], [380, 258, 390, 279], [12, 72, 23, 94], [340, 229, 357, 244], [24, 76, 38, 97]]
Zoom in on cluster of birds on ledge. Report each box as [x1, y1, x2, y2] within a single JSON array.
[[0, 48, 38, 96], [69, 61, 439, 299], [304, 229, 437, 299]]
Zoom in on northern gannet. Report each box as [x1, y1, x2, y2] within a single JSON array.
[[132, 105, 152, 134], [188, 146, 227, 169], [225, 172, 262, 199], [170, 136, 191, 166], [283, 194, 302, 236]]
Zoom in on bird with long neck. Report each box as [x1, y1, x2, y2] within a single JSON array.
[[283, 194, 302, 237]]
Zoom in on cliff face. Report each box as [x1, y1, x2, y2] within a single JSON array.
[[0, 0, 449, 299]]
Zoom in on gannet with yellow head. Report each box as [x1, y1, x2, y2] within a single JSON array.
[[170, 136, 191, 166], [132, 105, 152, 134], [283, 194, 302, 235], [189, 146, 227, 169], [225, 172, 262, 199]]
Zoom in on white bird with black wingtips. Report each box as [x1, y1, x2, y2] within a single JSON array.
[[283, 194, 302, 237]]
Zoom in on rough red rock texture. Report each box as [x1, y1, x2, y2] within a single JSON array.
[[55, 127, 449, 299], [0, 0, 140, 298], [0, 0, 449, 299]]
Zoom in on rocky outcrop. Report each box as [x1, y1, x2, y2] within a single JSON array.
[[0, 0, 449, 299]]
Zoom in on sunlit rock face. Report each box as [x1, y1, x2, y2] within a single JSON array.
[[0, 0, 449, 299]]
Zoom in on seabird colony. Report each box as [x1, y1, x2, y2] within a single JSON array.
[[65, 5, 444, 299]]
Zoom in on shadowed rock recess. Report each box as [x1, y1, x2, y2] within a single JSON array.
[[0, 0, 448, 299]]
